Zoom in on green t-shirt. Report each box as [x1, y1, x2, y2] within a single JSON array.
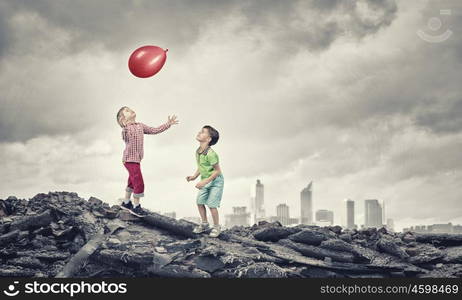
[[196, 147, 219, 179]]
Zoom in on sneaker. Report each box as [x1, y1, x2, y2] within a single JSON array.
[[120, 200, 133, 211], [192, 222, 209, 234], [130, 204, 148, 216], [209, 225, 221, 238]]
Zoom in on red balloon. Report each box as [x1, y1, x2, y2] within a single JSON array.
[[128, 45, 168, 78]]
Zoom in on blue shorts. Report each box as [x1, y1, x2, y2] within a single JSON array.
[[196, 174, 224, 208]]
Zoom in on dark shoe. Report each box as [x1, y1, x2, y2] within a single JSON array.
[[130, 204, 148, 216], [120, 200, 133, 210]]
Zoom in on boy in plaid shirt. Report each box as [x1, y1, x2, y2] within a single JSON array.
[[117, 106, 179, 215]]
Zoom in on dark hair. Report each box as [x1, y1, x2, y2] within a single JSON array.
[[203, 125, 219, 146]]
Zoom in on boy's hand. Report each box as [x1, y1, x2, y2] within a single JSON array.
[[167, 115, 179, 126], [186, 175, 196, 182], [195, 180, 208, 189]]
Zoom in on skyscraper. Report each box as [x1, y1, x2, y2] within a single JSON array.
[[254, 179, 265, 222], [346, 199, 355, 229], [364, 199, 383, 228], [276, 203, 290, 226], [300, 181, 313, 225]]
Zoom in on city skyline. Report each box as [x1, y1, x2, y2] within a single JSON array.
[[201, 178, 460, 233]]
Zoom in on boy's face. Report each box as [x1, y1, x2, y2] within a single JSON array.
[[196, 127, 211, 144]]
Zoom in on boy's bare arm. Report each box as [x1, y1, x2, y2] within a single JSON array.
[[195, 164, 221, 188], [204, 163, 222, 183], [186, 168, 200, 181]]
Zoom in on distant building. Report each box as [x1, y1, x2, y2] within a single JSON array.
[[300, 181, 313, 225], [402, 222, 461, 234], [268, 215, 298, 226], [364, 199, 383, 228], [225, 206, 251, 227], [386, 218, 394, 232], [163, 212, 176, 219], [429, 223, 453, 233], [289, 217, 299, 225], [346, 199, 355, 229], [315, 209, 334, 225], [251, 180, 265, 224], [276, 204, 290, 226], [454, 225, 462, 233]]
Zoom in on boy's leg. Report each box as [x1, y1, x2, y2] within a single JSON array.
[[196, 185, 210, 223], [197, 204, 208, 223], [206, 176, 224, 226], [209, 208, 219, 226], [132, 163, 145, 206]]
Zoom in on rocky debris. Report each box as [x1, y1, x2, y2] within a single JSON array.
[[376, 235, 410, 259], [414, 233, 462, 246], [278, 239, 358, 263], [0, 191, 461, 278], [442, 246, 462, 264], [252, 225, 300, 242], [405, 244, 445, 265], [288, 228, 334, 245]]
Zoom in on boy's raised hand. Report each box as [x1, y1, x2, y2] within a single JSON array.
[[167, 115, 179, 126]]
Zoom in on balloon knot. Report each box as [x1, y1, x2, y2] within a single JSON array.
[[165, 48, 169, 52]]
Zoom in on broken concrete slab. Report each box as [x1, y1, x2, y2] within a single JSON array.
[[253, 226, 301, 242], [9, 209, 54, 231], [288, 229, 332, 245], [414, 233, 462, 246]]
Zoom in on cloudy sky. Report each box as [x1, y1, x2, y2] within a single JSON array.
[[0, 0, 461, 231]]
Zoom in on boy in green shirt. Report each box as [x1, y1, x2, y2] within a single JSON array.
[[186, 125, 224, 237]]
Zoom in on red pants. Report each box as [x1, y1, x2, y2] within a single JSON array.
[[124, 162, 144, 197]]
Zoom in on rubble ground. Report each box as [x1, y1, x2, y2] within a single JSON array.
[[1, 192, 461, 278]]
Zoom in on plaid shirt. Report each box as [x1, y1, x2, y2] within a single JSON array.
[[122, 122, 171, 163]]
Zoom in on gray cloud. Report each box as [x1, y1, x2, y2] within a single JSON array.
[[415, 97, 462, 134], [2, 0, 231, 56], [0, 0, 400, 144], [0, 0, 399, 57], [234, 0, 398, 53]]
